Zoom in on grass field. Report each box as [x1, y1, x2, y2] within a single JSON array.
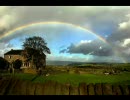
[[10, 71, 130, 86], [1, 63, 130, 86]]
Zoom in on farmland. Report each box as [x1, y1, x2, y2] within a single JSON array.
[[1, 63, 130, 86]]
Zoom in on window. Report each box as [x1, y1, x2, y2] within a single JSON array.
[[9, 55, 11, 59]]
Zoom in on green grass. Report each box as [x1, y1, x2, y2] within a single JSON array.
[[10, 72, 130, 86]]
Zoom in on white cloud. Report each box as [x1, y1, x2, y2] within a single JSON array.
[[76, 40, 92, 47], [0, 6, 25, 34], [118, 12, 130, 30], [118, 13, 130, 30], [80, 40, 92, 44], [80, 39, 91, 44], [121, 38, 130, 47], [119, 22, 128, 30], [0, 42, 14, 57], [0, 14, 17, 30], [99, 46, 102, 49]]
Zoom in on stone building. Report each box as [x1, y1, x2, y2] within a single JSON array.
[[4, 49, 46, 69]]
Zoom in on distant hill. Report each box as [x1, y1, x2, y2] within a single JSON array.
[[46, 60, 127, 66], [46, 60, 84, 66]]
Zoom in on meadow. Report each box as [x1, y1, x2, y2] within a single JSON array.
[[11, 72, 130, 86], [1, 63, 130, 86]]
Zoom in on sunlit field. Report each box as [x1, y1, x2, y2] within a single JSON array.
[[11, 72, 130, 86], [1, 64, 129, 86], [1, 63, 130, 86]]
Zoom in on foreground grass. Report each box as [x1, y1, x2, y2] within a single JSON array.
[[10, 72, 130, 86]]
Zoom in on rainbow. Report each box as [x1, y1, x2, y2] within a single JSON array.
[[0, 21, 127, 63], [0, 21, 107, 43]]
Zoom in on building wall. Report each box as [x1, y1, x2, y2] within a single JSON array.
[[4, 54, 29, 68], [4, 54, 24, 63], [4, 54, 46, 69]]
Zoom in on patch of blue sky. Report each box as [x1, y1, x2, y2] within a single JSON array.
[[9, 38, 22, 49]]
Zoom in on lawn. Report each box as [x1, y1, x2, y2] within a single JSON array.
[[10, 71, 130, 86]]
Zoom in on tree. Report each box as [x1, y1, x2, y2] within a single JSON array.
[[0, 57, 9, 70], [22, 36, 51, 69], [23, 36, 50, 54]]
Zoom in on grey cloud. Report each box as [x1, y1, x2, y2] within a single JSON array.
[[1, 6, 130, 62], [1, 6, 130, 43], [92, 46, 113, 56], [60, 40, 114, 57], [107, 11, 130, 43], [59, 49, 67, 53], [0, 42, 13, 49], [107, 29, 130, 43], [6, 43, 14, 48], [0, 42, 14, 57], [0, 7, 25, 35]]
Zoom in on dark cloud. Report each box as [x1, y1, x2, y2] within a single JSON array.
[[59, 49, 67, 53], [1, 6, 130, 43], [92, 46, 113, 56], [107, 29, 130, 42], [60, 40, 114, 57], [107, 12, 130, 43]]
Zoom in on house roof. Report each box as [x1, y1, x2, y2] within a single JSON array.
[[4, 49, 46, 57], [4, 49, 23, 55]]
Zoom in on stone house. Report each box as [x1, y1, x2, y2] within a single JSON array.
[[4, 49, 46, 69]]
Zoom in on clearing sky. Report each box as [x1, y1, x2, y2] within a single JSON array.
[[0, 6, 130, 63]]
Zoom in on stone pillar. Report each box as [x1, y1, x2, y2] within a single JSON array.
[[29, 63, 30, 67], [31, 55, 34, 68], [23, 63, 24, 67]]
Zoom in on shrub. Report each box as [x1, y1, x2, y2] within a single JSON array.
[[66, 69, 69, 73], [74, 69, 80, 74], [0, 57, 9, 69]]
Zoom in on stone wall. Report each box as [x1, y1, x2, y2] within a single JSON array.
[[4, 54, 31, 68], [0, 78, 130, 95], [22, 68, 37, 74], [4, 55, 23, 63]]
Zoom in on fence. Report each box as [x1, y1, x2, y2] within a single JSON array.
[[0, 78, 130, 95]]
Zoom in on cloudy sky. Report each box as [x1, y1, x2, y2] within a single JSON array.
[[0, 6, 130, 63]]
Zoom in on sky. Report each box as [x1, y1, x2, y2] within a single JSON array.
[[0, 6, 130, 63]]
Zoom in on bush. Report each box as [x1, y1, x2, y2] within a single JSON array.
[[123, 68, 128, 72], [74, 69, 80, 74], [0, 57, 9, 69], [66, 69, 69, 73]]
